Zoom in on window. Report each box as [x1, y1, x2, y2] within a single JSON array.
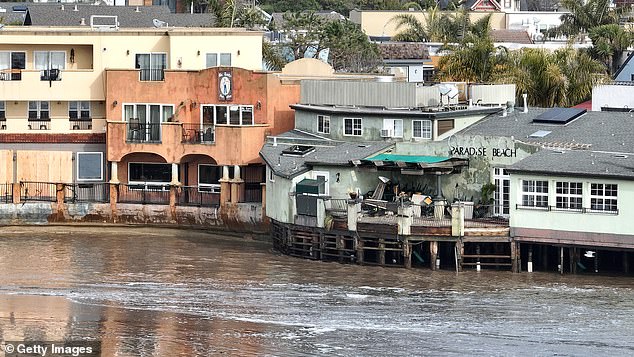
[[28, 101, 49, 120], [129, 163, 172, 185], [123, 103, 174, 142], [590, 183, 618, 213], [493, 168, 510, 216], [313, 171, 329, 195], [34, 51, 65, 81], [199, 165, 222, 192], [412, 120, 432, 139], [69, 101, 91, 119], [77, 152, 103, 181], [344, 118, 362, 136], [136, 53, 166, 81], [382, 119, 403, 138], [268, 167, 275, 182], [554, 181, 582, 210], [200, 105, 254, 126], [521, 180, 548, 208], [0, 101, 5, 120], [205, 53, 231, 67], [0, 51, 26, 81], [317, 115, 330, 134]]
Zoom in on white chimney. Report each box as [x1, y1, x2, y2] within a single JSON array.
[[60, 4, 64, 10], [73, 5, 78, 11], [80, 18, 86, 26], [273, 137, 277, 147], [522, 93, 528, 113], [468, 98, 473, 108], [135, 6, 140, 12]]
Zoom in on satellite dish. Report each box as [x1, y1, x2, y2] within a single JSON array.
[[153, 19, 167, 28], [438, 83, 459, 99]]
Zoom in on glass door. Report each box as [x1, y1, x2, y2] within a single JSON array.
[[493, 168, 510, 217]]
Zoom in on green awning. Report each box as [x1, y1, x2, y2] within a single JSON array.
[[367, 153, 451, 164]]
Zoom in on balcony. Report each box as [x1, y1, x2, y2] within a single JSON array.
[[126, 122, 161, 143], [0, 69, 22, 81], [108, 121, 269, 165], [0, 69, 103, 101], [70, 118, 93, 131], [28, 119, 50, 130], [0, 119, 6, 130], [182, 123, 214, 144]]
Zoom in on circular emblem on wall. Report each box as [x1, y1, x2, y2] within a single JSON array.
[[219, 71, 233, 101]]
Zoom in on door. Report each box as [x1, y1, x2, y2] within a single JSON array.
[[493, 167, 510, 217]]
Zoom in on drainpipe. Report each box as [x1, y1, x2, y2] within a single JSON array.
[[523, 93, 528, 113]]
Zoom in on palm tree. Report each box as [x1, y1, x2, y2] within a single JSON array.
[[589, 24, 634, 76], [390, 6, 458, 43], [547, 0, 619, 40]]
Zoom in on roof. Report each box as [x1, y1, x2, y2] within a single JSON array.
[[461, 108, 634, 179], [378, 42, 430, 61], [0, 2, 29, 25], [507, 150, 634, 180], [24, 4, 215, 28], [466, 0, 502, 10], [368, 154, 450, 164], [291, 103, 504, 119], [260, 133, 392, 179], [613, 51, 634, 80], [270, 10, 344, 28], [490, 29, 533, 44]]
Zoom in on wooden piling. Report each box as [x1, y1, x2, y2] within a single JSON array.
[[430, 241, 438, 271], [403, 238, 412, 269], [378, 238, 386, 266], [356, 235, 364, 265]]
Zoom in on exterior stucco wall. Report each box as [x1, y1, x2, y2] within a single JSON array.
[[509, 173, 634, 236]]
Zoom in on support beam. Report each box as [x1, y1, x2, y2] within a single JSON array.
[[430, 241, 438, 270], [109, 161, 119, 184]]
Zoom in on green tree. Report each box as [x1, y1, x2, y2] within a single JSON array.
[[589, 24, 634, 76], [546, 0, 619, 40]]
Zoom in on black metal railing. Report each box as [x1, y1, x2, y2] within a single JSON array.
[[118, 184, 170, 204], [126, 122, 161, 143], [28, 119, 51, 130], [20, 181, 57, 202], [64, 183, 110, 203], [40, 69, 62, 81], [176, 186, 220, 207], [69, 119, 93, 130], [0, 119, 6, 130], [139, 68, 164, 81], [181, 123, 215, 144], [1, 183, 12, 203], [0, 69, 21, 81]]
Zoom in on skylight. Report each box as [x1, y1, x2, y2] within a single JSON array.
[[282, 145, 315, 157], [532, 108, 586, 125], [528, 130, 552, 138]]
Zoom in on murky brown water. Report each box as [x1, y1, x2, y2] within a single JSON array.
[[0, 226, 633, 356]]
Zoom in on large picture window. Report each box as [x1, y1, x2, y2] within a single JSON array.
[[382, 119, 403, 138], [200, 104, 254, 126], [34, 51, 65, 81], [0, 51, 26, 81], [590, 183, 618, 213], [521, 180, 548, 208], [129, 162, 172, 185], [555, 181, 582, 210], [412, 120, 432, 139], [198, 165, 222, 193], [344, 118, 362, 136], [77, 152, 103, 181]]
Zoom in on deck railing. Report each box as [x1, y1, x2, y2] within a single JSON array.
[[118, 184, 170, 205], [20, 181, 57, 202], [65, 183, 110, 203], [1, 183, 12, 203], [176, 186, 220, 207]]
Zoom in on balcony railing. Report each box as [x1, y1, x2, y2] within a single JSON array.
[[1, 183, 12, 203], [176, 186, 220, 207], [118, 184, 170, 204], [21, 181, 57, 202], [40, 69, 62, 81], [28, 119, 51, 130], [182, 123, 215, 144], [126, 122, 161, 143], [70, 119, 93, 130], [0, 119, 6, 130], [0, 69, 22, 81], [64, 183, 110, 203], [139, 68, 164, 81]]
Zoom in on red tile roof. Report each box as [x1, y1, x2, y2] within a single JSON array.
[[0, 133, 106, 143], [490, 29, 534, 44]]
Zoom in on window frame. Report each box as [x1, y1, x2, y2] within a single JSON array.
[[128, 162, 172, 187], [69, 101, 91, 120], [199, 104, 255, 126], [520, 179, 549, 209], [28, 101, 49, 120], [589, 183, 618, 213], [412, 119, 432, 139], [135, 52, 167, 81], [343, 117, 362, 136], [0, 101, 5, 120], [554, 181, 583, 211], [317, 115, 330, 134], [382, 118, 403, 138], [76, 152, 104, 182], [198, 164, 222, 193]]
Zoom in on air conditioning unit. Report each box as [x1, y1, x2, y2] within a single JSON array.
[[380, 129, 392, 138]]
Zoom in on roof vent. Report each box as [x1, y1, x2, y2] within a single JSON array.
[[135, 6, 140, 13], [614, 154, 628, 159], [532, 108, 586, 125], [282, 145, 315, 157], [60, 4, 64, 11], [528, 130, 552, 138], [80, 18, 85, 26], [73, 5, 78, 11]]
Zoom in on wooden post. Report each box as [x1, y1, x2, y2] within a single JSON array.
[[378, 238, 386, 266], [528, 246, 533, 273], [12, 182, 21, 204], [403, 238, 412, 269], [430, 241, 438, 270], [169, 185, 178, 222], [336, 235, 344, 263], [356, 236, 364, 265], [559, 246, 564, 274], [109, 183, 119, 221], [455, 240, 464, 272], [511, 241, 519, 273]]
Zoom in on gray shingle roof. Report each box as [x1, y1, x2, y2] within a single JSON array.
[[270, 10, 344, 28], [25, 4, 215, 28], [260, 133, 392, 179], [0, 2, 29, 25], [461, 108, 634, 179], [507, 150, 634, 180], [378, 42, 430, 60]]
